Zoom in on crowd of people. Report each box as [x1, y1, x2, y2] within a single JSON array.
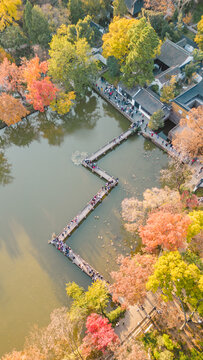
[[50, 237, 105, 282]]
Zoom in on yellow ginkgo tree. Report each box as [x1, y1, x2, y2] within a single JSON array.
[[0, 0, 22, 31]]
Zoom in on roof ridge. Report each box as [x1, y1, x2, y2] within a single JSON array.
[[156, 65, 180, 78], [164, 39, 190, 56], [144, 88, 163, 105]]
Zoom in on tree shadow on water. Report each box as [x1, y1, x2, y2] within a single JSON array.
[[3, 118, 40, 148], [0, 151, 13, 186]]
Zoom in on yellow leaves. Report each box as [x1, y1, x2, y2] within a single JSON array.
[[0, 0, 22, 31], [50, 91, 76, 115], [195, 15, 203, 50], [102, 17, 138, 62], [160, 75, 176, 103], [187, 210, 203, 242]]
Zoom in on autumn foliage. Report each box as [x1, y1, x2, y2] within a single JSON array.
[[172, 106, 203, 157], [144, 0, 174, 16], [139, 210, 191, 252], [0, 56, 63, 124], [25, 78, 59, 112], [0, 93, 29, 126], [81, 313, 119, 358], [111, 254, 156, 307], [0, 0, 22, 31]]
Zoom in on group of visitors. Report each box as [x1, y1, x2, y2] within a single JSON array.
[[51, 238, 71, 256], [51, 236, 105, 282]]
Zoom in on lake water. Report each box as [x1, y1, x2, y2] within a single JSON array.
[[0, 91, 168, 356]]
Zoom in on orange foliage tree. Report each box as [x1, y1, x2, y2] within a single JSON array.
[[25, 78, 59, 112], [172, 106, 203, 157], [139, 210, 191, 252], [0, 93, 29, 126], [111, 254, 156, 307], [0, 57, 24, 96], [21, 56, 48, 87], [144, 0, 174, 16]]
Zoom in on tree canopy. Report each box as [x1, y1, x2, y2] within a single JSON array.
[[48, 29, 98, 95], [195, 15, 203, 50], [148, 109, 165, 130], [111, 254, 156, 306], [147, 251, 203, 318], [172, 106, 203, 157], [102, 17, 138, 62], [81, 313, 119, 358], [113, 0, 127, 17], [66, 280, 109, 320], [0, 0, 22, 31], [103, 17, 160, 87], [139, 210, 191, 252]]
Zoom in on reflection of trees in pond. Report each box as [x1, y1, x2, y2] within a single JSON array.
[[63, 94, 98, 132], [37, 116, 65, 146], [3, 119, 40, 147], [0, 152, 13, 185], [102, 102, 128, 132], [143, 139, 157, 151]]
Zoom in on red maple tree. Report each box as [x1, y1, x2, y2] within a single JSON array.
[[81, 313, 119, 358]]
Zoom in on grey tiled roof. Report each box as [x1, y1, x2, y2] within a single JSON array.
[[174, 80, 203, 110], [134, 88, 163, 114], [125, 0, 143, 15], [118, 82, 140, 97], [157, 39, 191, 68], [156, 66, 181, 84]]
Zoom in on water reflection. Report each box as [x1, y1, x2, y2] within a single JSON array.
[[38, 115, 65, 146], [3, 119, 40, 148], [0, 151, 13, 185]]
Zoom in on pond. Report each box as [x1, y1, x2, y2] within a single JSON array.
[[0, 91, 168, 356]]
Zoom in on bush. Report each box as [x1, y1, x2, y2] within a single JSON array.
[[107, 306, 125, 325]]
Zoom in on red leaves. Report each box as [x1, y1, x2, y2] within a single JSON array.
[[81, 313, 119, 357]]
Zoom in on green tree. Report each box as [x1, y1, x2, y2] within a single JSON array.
[[147, 251, 203, 326], [29, 5, 51, 48], [23, 0, 32, 36], [113, 0, 127, 17], [48, 31, 98, 95], [193, 48, 203, 63], [184, 62, 198, 84], [121, 17, 160, 87], [65, 15, 97, 46], [148, 109, 164, 130], [0, 23, 28, 50], [107, 56, 120, 78], [68, 0, 84, 24], [0, 151, 13, 186], [66, 280, 109, 320]]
